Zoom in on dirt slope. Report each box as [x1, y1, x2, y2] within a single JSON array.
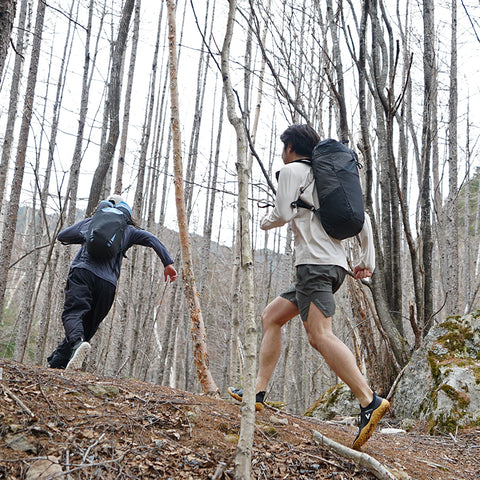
[[0, 359, 478, 479]]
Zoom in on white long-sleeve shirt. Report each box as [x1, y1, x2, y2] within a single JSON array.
[[260, 161, 375, 272]]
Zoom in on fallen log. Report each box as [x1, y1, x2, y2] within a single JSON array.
[[312, 430, 398, 480]]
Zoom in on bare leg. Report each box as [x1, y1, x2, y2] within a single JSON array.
[[303, 302, 373, 408], [255, 296, 299, 392]]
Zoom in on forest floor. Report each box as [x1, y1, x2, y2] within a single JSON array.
[[0, 359, 479, 480]]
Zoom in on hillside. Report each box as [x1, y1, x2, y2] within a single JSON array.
[[0, 360, 478, 479]]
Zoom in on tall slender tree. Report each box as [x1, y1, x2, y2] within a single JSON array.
[[34, 0, 100, 366], [15, 0, 78, 362], [0, 0, 46, 324], [326, 0, 348, 141], [0, 0, 27, 212], [420, 0, 435, 334], [132, 4, 163, 219], [0, 0, 16, 82], [354, 0, 408, 367], [86, 0, 135, 215], [165, 0, 218, 395], [221, 0, 257, 476], [445, 0, 459, 315], [115, 0, 142, 194]]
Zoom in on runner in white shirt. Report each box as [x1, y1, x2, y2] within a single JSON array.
[[229, 124, 389, 450]]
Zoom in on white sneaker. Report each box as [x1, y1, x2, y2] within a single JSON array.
[[65, 342, 91, 371]]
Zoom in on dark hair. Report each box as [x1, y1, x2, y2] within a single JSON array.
[[280, 124, 320, 157]]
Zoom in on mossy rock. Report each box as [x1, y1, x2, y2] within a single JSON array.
[[393, 312, 480, 434], [304, 383, 357, 420], [87, 384, 119, 398]]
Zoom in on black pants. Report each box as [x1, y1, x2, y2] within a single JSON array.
[[47, 268, 116, 369]]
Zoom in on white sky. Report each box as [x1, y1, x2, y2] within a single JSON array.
[[1, 0, 480, 247]]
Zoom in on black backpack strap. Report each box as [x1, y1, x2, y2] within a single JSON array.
[[275, 158, 312, 182], [291, 184, 317, 212], [291, 158, 312, 165], [291, 197, 315, 211], [290, 160, 316, 212]]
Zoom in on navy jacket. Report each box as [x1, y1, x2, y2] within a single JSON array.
[[58, 201, 174, 287]]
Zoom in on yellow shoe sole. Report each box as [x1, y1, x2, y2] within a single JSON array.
[[228, 387, 264, 411], [352, 398, 390, 450]]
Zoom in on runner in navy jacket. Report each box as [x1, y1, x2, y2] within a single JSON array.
[[47, 196, 177, 370]]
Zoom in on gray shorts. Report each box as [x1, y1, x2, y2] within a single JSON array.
[[280, 264, 346, 320]]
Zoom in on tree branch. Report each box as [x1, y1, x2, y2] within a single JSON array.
[[247, 0, 310, 123], [40, 0, 88, 32], [9, 244, 51, 269], [190, 0, 276, 197], [313, 431, 397, 480], [461, 0, 480, 43]]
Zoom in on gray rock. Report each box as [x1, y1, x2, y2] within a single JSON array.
[[87, 384, 119, 398], [5, 433, 37, 454], [304, 382, 358, 420], [399, 418, 417, 431], [392, 312, 480, 433], [26, 457, 63, 480]]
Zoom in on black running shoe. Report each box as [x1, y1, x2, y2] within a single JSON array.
[[228, 387, 266, 411], [352, 393, 390, 450]]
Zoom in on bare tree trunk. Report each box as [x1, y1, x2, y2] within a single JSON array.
[[14, 0, 77, 361], [152, 67, 171, 225], [111, 271, 134, 375], [0, 0, 45, 323], [355, 0, 407, 366], [280, 319, 292, 405], [221, 0, 257, 477], [115, 0, 141, 194], [86, 0, 135, 215], [369, 0, 404, 335], [326, 0, 348, 141], [293, 319, 306, 411], [463, 106, 477, 314], [0, 0, 16, 82], [158, 131, 172, 227], [166, 281, 184, 386], [136, 263, 163, 381], [40, 0, 77, 211], [0, 0, 27, 213], [445, 0, 459, 315], [229, 221, 242, 385], [276, 227, 294, 401], [34, 0, 98, 368], [226, 0, 270, 390], [420, 0, 435, 334], [184, 1, 211, 219], [132, 4, 163, 219], [471, 173, 480, 309], [34, 247, 59, 365], [127, 253, 148, 377], [13, 206, 37, 361], [347, 277, 392, 390], [199, 90, 224, 296], [166, 0, 218, 395], [65, 0, 101, 224], [156, 267, 181, 384]]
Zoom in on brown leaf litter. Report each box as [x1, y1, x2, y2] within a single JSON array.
[[0, 359, 478, 479]]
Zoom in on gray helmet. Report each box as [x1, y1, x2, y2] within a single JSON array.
[[106, 194, 124, 206]]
